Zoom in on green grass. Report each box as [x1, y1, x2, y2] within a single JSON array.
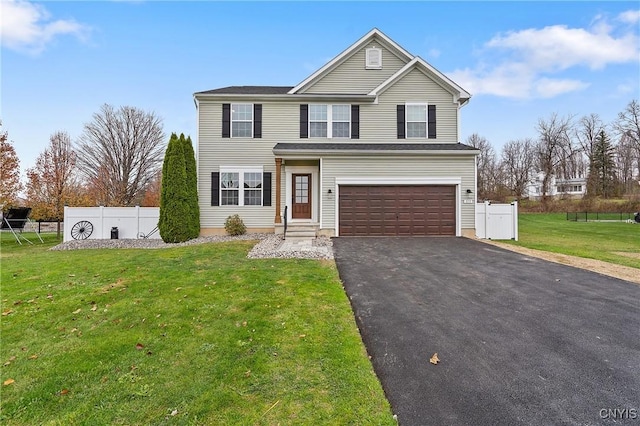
[[0, 233, 394, 425], [503, 213, 640, 269]]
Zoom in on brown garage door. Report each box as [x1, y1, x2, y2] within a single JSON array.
[[339, 185, 456, 236]]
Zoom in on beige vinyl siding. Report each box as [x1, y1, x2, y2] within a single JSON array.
[[302, 40, 409, 95], [361, 68, 459, 143], [320, 156, 476, 233], [198, 101, 286, 229]]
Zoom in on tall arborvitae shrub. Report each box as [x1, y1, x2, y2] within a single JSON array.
[[159, 133, 191, 243], [180, 134, 200, 239]]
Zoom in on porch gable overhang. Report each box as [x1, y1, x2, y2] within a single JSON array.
[[273, 142, 479, 158]]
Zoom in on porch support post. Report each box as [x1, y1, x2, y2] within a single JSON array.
[[275, 157, 282, 224]]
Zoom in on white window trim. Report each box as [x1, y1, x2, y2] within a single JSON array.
[[405, 102, 428, 139], [220, 167, 263, 206], [231, 103, 253, 138], [366, 47, 382, 69], [309, 104, 350, 139]]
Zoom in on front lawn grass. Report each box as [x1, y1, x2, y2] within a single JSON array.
[[0, 234, 394, 425], [503, 213, 640, 269]]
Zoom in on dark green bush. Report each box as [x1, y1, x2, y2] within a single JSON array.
[[180, 134, 200, 239], [224, 214, 246, 236], [159, 133, 191, 243]]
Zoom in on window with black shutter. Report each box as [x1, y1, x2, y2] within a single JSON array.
[[222, 105, 231, 138], [397, 105, 405, 139], [262, 172, 271, 206], [300, 104, 308, 138], [211, 172, 220, 206], [351, 105, 359, 139]]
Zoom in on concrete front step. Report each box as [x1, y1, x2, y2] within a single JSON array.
[[285, 224, 318, 239]]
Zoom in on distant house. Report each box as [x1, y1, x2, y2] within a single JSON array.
[[526, 172, 587, 199], [193, 28, 478, 237]]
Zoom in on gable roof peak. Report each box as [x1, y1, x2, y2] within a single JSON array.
[[288, 28, 415, 95]]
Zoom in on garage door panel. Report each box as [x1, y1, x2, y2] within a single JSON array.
[[339, 185, 456, 236]]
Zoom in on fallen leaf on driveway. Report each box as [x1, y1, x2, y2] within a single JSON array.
[[429, 353, 440, 365]]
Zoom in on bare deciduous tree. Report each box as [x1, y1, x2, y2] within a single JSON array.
[[25, 131, 79, 237], [76, 104, 165, 206], [615, 99, 640, 154], [0, 122, 22, 208], [465, 133, 497, 200], [615, 132, 639, 195], [535, 113, 575, 203], [501, 138, 536, 199], [575, 114, 605, 196], [576, 113, 604, 162]]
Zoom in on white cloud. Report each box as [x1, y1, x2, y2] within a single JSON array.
[[0, 0, 90, 54], [428, 48, 441, 59], [534, 78, 590, 98], [618, 9, 640, 24], [487, 24, 638, 71], [449, 13, 639, 99]]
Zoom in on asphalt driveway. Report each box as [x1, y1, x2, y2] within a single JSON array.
[[333, 237, 640, 426]]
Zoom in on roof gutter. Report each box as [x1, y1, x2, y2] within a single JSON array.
[[273, 148, 480, 157], [193, 93, 377, 103]]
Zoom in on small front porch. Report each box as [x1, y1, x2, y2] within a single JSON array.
[[273, 158, 322, 239]]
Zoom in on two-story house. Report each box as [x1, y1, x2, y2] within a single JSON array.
[[194, 28, 478, 237]]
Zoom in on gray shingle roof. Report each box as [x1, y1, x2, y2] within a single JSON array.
[[196, 86, 293, 95], [273, 143, 478, 151]]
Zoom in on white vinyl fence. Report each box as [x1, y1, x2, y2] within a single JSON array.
[[64, 206, 160, 242], [476, 201, 518, 240]]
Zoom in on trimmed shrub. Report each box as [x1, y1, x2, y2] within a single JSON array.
[[180, 134, 200, 239], [224, 214, 246, 236], [159, 133, 191, 243]]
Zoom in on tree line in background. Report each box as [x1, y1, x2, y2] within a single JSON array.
[[2, 99, 639, 227], [0, 104, 167, 231], [469, 99, 640, 206]]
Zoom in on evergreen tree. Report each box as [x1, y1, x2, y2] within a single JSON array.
[[591, 130, 617, 198], [159, 133, 191, 242], [180, 134, 200, 239]]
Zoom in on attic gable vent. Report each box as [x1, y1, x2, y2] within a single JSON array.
[[366, 47, 382, 69]]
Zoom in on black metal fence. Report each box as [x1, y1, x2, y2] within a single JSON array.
[[567, 212, 639, 222]]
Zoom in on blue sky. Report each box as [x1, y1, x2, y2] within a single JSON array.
[[2, 1, 639, 175]]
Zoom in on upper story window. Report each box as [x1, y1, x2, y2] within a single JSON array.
[[222, 104, 262, 138], [308, 104, 350, 138], [406, 104, 427, 138], [309, 105, 328, 138], [231, 104, 253, 138], [397, 103, 436, 139]]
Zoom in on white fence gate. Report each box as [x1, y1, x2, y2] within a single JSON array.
[[64, 206, 160, 242], [476, 201, 518, 240]]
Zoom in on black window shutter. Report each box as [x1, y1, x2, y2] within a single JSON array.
[[211, 172, 220, 206], [300, 104, 308, 138], [262, 172, 272, 206], [397, 105, 405, 139], [428, 105, 436, 139], [253, 104, 262, 138], [222, 104, 231, 138], [351, 105, 360, 139]]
